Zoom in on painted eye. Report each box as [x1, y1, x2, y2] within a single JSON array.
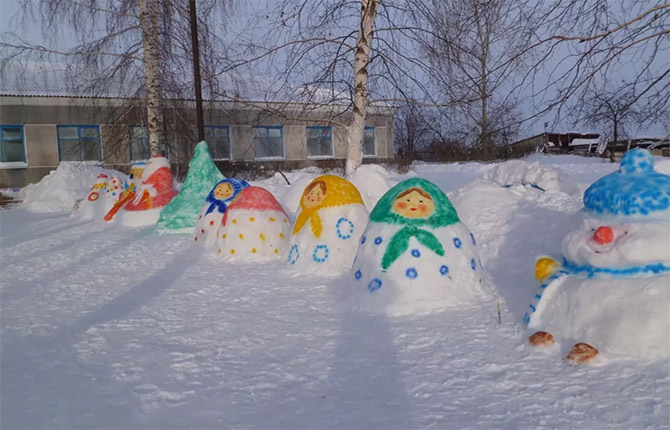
[[419, 200, 423, 203], [406, 199, 410, 202]]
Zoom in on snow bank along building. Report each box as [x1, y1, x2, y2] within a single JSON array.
[[0, 93, 395, 187]]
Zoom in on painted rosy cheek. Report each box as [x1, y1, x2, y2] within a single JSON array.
[[397, 202, 407, 209], [418, 204, 427, 212]]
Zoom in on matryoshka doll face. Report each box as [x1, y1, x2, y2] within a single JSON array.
[[392, 188, 435, 219], [302, 181, 326, 209], [214, 182, 235, 200]]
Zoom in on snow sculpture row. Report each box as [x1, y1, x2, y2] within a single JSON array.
[[193, 173, 488, 315], [525, 148, 670, 363]]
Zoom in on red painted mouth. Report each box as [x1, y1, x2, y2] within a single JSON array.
[[410, 208, 417, 211]]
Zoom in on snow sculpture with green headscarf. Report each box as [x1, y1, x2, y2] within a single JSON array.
[[351, 178, 491, 315]]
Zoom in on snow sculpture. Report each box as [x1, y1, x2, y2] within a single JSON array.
[[351, 177, 488, 315], [288, 175, 368, 275], [193, 178, 249, 246], [216, 186, 291, 259], [156, 142, 225, 233], [125, 160, 147, 194], [77, 173, 124, 219], [525, 148, 670, 362], [110, 156, 179, 227]]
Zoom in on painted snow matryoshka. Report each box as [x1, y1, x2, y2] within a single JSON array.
[[113, 156, 179, 226], [78, 173, 123, 219], [288, 175, 368, 275], [351, 178, 488, 315], [216, 186, 290, 259], [125, 160, 147, 194], [526, 148, 670, 363], [194, 178, 249, 246]]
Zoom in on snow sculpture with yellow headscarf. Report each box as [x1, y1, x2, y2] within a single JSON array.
[[287, 175, 369, 275]]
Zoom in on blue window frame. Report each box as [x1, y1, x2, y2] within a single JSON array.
[[0, 125, 26, 164], [253, 126, 284, 159], [57, 125, 101, 161], [204, 125, 231, 160], [363, 126, 376, 157], [306, 126, 333, 158]]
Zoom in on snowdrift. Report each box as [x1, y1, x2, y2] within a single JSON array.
[[22, 162, 126, 213], [484, 159, 580, 195]]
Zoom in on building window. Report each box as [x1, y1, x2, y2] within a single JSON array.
[[253, 126, 284, 159], [306, 126, 333, 158], [130, 125, 150, 160], [363, 127, 376, 157], [0, 125, 26, 164], [57, 125, 101, 161], [205, 125, 231, 160]]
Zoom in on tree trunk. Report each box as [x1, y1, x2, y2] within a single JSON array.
[[345, 0, 379, 176], [139, 0, 165, 157]]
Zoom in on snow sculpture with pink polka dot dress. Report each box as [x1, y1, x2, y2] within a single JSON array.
[[525, 148, 670, 361], [351, 177, 490, 315], [193, 178, 249, 246], [216, 186, 291, 259]]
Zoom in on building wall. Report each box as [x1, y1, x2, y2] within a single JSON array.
[[1, 96, 395, 187]]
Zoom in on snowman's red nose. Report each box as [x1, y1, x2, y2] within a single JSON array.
[[593, 226, 614, 245]]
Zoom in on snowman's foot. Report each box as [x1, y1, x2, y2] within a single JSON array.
[[528, 331, 555, 347], [566, 343, 598, 365]]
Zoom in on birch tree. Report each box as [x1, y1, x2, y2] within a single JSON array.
[[345, 0, 379, 174], [1, 0, 231, 160]]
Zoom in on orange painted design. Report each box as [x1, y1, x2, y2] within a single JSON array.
[[274, 248, 279, 254], [222, 234, 227, 239], [269, 217, 276, 222], [259, 233, 266, 241], [249, 217, 255, 222], [252, 248, 257, 253], [279, 233, 285, 239], [210, 220, 214, 226], [230, 249, 236, 254], [88, 192, 99, 201], [239, 233, 244, 239], [232, 219, 237, 224], [218, 248, 222, 254]]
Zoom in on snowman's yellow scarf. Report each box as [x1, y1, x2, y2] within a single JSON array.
[[293, 175, 364, 238]]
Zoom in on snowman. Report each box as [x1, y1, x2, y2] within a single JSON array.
[[193, 178, 249, 246], [525, 148, 670, 363], [112, 156, 179, 226], [77, 173, 123, 219], [216, 186, 291, 259], [288, 175, 368, 275], [351, 178, 488, 315]]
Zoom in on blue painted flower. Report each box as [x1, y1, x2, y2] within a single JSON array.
[[336, 217, 355, 239], [374, 237, 383, 245], [411, 249, 421, 257], [368, 278, 382, 292], [453, 237, 462, 248], [360, 235, 366, 244], [288, 245, 299, 264], [440, 265, 449, 275], [313, 245, 329, 263], [470, 232, 476, 246], [355, 270, 362, 280], [471, 258, 476, 270], [406, 268, 418, 279]]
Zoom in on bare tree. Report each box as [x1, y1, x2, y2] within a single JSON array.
[[394, 104, 437, 160], [579, 87, 646, 146], [1, 0, 232, 161], [522, 1, 669, 131], [414, 0, 534, 149]]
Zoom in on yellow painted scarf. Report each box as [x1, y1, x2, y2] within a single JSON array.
[[292, 175, 364, 238]]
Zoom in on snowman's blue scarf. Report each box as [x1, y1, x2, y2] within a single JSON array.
[[205, 178, 249, 215], [561, 257, 670, 279]]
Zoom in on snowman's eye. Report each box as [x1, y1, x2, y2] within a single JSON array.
[[591, 228, 595, 232]]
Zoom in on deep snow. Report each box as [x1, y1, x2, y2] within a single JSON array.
[[1, 154, 669, 429]]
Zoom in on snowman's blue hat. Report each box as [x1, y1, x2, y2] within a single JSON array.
[[583, 148, 670, 220]]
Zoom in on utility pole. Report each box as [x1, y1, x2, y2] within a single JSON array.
[[189, 0, 205, 142]]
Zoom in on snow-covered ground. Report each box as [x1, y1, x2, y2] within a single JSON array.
[[1, 154, 669, 429]]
